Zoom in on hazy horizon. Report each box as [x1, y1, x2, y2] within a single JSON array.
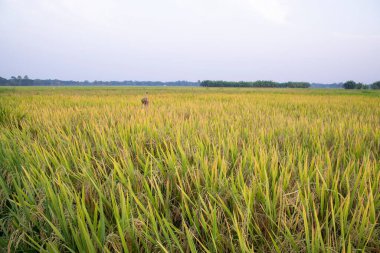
[[1, 0, 379, 83]]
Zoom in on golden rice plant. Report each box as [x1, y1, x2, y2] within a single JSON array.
[[0, 87, 379, 252]]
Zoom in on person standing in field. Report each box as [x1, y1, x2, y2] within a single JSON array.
[[141, 92, 149, 107]]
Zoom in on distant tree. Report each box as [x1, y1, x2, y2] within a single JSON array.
[[14, 75, 23, 85], [372, 81, 380, 89], [355, 82, 363, 89], [21, 76, 33, 86], [9, 76, 17, 85], [343, 80, 357, 89], [0, 76, 8, 85]]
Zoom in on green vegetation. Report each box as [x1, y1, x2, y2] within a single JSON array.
[[372, 81, 380, 90], [200, 80, 311, 88], [0, 87, 379, 252], [342, 80, 374, 90], [0, 76, 197, 87]]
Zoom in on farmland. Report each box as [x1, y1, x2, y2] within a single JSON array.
[[0, 87, 379, 252]]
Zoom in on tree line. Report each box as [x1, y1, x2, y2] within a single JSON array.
[[1, 76, 379, 89], [342, 80, 380, 90], [200, 80, 311, 88], [0, 76, 197, 86]]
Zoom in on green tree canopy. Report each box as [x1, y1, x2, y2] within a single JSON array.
[[372, 81, 380, 89], [343, 80, 357, 89], [0, 76, 8, 85]]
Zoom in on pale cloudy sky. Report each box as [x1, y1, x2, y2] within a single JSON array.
[[0, 0, 379, 83]]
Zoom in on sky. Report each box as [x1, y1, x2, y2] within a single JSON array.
[[0, 0, 379, 83]]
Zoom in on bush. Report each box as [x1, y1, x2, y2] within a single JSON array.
[[372, 81, 380, 89]]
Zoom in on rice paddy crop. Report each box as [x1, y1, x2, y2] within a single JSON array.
[[0, 87, 379, 252]]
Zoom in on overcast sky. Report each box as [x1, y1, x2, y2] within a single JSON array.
[[0, 0, 379, 83]]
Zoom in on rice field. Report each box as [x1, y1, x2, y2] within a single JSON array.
[[0, 87, 379, 252]]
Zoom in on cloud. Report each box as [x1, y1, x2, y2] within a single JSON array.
[[247, 0, 289, 24]]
